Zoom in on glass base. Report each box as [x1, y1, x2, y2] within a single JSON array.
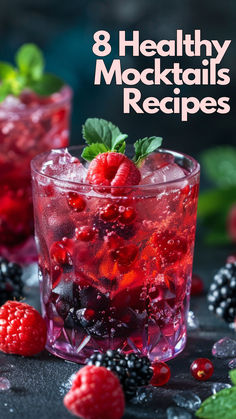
[[45, 327, 187, 364]]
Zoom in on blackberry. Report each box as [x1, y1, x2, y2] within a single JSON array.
[[207, 262, 236, 324], [0, 258, 24, 306], [87, 350, 153, 399]]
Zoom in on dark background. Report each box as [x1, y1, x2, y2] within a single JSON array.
[[0, 0, 235, 157]]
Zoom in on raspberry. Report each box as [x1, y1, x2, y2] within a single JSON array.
[[0, 301, 47, 356], [75, 226, 97, 242], [64, 365, 125, 419], [67, 192, 86, 212], [87, 152, 141, 193], [150, 230, 187, 265]]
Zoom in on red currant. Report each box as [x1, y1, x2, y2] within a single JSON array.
[[110, 244, 138, 266], [191, 274, 204, 296], [190, 358, 214, 381], [50, 241, 71, 265], [67, 192, 86, 212], [100, 203, 119, 222], [151, 361, 171, 386], [75, 226, 97, 242], [118, 206, 136, 224]]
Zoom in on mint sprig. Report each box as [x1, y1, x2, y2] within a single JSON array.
[[81, 118, 163, 163], [196, 369, 236, 418], [133, 136, 163, 166], [0, 43, 64, 101]]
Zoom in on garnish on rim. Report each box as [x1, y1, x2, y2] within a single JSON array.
[[0, 43, 64, 102], [81, 117, 163, 166]]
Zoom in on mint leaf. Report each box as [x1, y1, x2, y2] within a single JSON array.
[[201, 147, 236, 188], [16, 43, 44, 81], [29, 73, 64, 96], [82, 118, 127, 151], [0, 62, 16, 81], [133, 136, 163, 165], [116, 141, 126, 154], [82, 143, 108, 161], [196, 387, 236, 418], [0, 83, 11, 102], [230, 369, 236, 386], [112, 133, 128, 152]]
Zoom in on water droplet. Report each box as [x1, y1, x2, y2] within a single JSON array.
[[173, 391, 201, 411], [212, 382, 231, 394], [187, 311, 199, 330], [167, 407, 192, 419], [0, 377, 11, 391], [212, 337, 236, 358]]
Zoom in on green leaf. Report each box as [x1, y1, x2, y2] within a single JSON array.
[[29, 73, 64, 96], [0, 83, 11, 102], [82, 118, 127, 150], [15, 43, 44, 81], [81, 143, 108, 161], [133, 136, 163, 165], [196, 387, 236, 419], [0, 62, 16, 81], [201, 146, 236, 188], [116, 141, 126, 154], [230, 369, 236, 386], [112, 133, 128, 151]]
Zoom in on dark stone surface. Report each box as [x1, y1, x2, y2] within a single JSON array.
[[0, 244, 235, 419]]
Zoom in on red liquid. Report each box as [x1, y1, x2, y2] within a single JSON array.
[[0, 88, 72, 263], [32, 148, 200, 362]]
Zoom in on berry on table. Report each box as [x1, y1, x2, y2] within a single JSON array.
[[64, 365, 125, 419], [207, 262, 236, 323], [0, 301, 47, 356], [75, 226, 97, 242], [67, 192, 86, 212], [151, 361, 171, 386], [227, 254, 236, 264], [0, 257, 24, 305], [191, 274, 204, 296], [190, 358, 214, 381], [87, 350, 153, 399]]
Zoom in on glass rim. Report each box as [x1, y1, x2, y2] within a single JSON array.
[[31, 146, 200, 190], [0, 85, 72, 117]]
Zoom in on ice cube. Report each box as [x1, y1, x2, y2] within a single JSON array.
[[187, 311, 200, 330], [167, 407, 192, 419], [173, 391, 201, 411], [212, 337, 236, 358], [0, 377, 11, 391], [40, 149, 87, 183], [228, 358, 236, 369], [211, 382, 231, 394], [140, 152, 175, 178], [141, 163, 187, 186], [131, 386, 154, 405]]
